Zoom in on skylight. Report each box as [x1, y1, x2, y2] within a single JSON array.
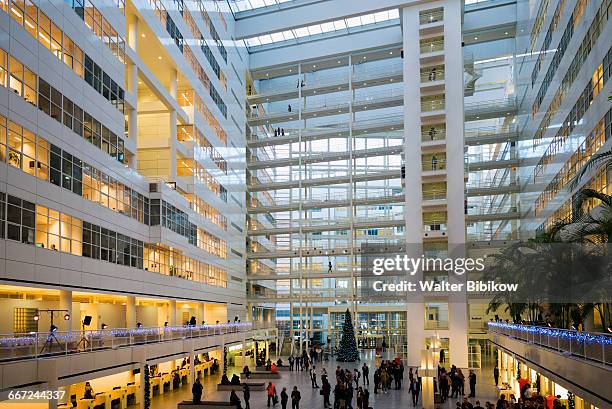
[[244, 9, 400, 48], [228, 0, 294, 13]]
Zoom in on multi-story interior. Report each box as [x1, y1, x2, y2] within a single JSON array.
[[0, 0, 610, 407]]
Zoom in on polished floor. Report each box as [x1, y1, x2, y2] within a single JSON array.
[[148, 352, 501, 409]]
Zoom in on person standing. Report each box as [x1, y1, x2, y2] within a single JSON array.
[[354, 368, 360, 389], [440, 348, 445, 364], [469, 370, 476, 398], [289, 355, 294, 371], [362, 363, 369, 386], [310, 366, 319, 388], [267, 382, 276, 407], [84, 382, 94, 399], [493, 366, 499, 386], [409, 379, 420, 407], [280, 387, 289, 409], [291, 386, 301, 409], [322, 377, 331, 408], [362, 389, 369, 409], [458, 369, 465, 396], [373, 368, 380, 394], [192, 378, 203, 404], [243, 383, 251, 409]]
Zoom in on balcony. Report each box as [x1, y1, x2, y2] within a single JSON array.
[[419, 8, 444, 24], [422, 157, 446, 172], [425, 320, 449, 330], [488, 322, 611, 366], [0, 323, 256, 362], [488, 322, 612, 408], [420, 39, 444, 54], [420, 67, 445, 84], [421, 97, 445, 112], [422, 189, 447, 201]]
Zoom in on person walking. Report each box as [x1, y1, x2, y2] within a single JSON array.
[[362, 363, 369, 386], [409, 379, 420, 407], [439, 348, 445, 363], [192, 378, 203, 404], [469, 370, 476, 398], [493, 366, 499, 386], [291, 386, 301, 409], [280, 387, 289, 409], [243, 383, 251, 409], [267, 382, 277, 407], [288, 104, 292, 112], [354, 368, 360, 389]]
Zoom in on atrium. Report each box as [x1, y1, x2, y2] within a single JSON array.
[[0, 0, 610, 408]]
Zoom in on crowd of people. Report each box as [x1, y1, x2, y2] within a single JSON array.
[[188, 350, 568, 409]]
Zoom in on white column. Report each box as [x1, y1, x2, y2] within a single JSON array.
[[139, 362, 146, 409], [126, 15, 139, 169], [188, 343, 195, 383], [126, 296, 136, 328], [127, 14, 138, 51], [169, 68, 178, 180], [168, 300, 177, 326], [44, 359, 59, 409], [444, 0, 469, 369], [199, 303, 206, 324], [401, 5, 425, 368], [59, 290, 72, 331]]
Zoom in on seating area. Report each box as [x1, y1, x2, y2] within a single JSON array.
[[178, 401, 238, 409], [255, 365, 289, 371], [217, 382, 266, 391], [240, 371, 281, 380], [57, 356, 219, 409]]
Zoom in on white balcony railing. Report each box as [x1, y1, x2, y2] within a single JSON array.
[[0, 322, 266, 362], [488, 322, 611, 366]]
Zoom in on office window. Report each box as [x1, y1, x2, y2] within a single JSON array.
[[9, 57, 37, 105], [0, 115, 6, 163], [0, 49, 7, 88], [6, 195, 35, 244], [63, 37, 84, 78]]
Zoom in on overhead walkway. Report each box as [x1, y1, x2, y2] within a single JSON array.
[[248, 270, 357, 280], [247, 91, 405, 126], [248, 144, 404, 169], [466, 156, 539, 172], [247, 116, 403, 148], [248, 95, 516, 127], [248, 194, 405, 214], [247, 64, 402, 105], [247, 217, 404, 236], [464, 98, 517, 121], [465, 211, 521, 222], [465, 127, 521, 146], [248, 170, 399, 191]]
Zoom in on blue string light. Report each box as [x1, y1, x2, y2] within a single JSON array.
[[488, 322, 612, 346]]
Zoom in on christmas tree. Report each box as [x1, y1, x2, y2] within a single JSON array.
[[337, 309, 359, 362]]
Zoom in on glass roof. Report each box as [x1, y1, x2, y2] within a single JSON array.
[[243, 9, 400, 48], [228, 0, 295, 13]]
